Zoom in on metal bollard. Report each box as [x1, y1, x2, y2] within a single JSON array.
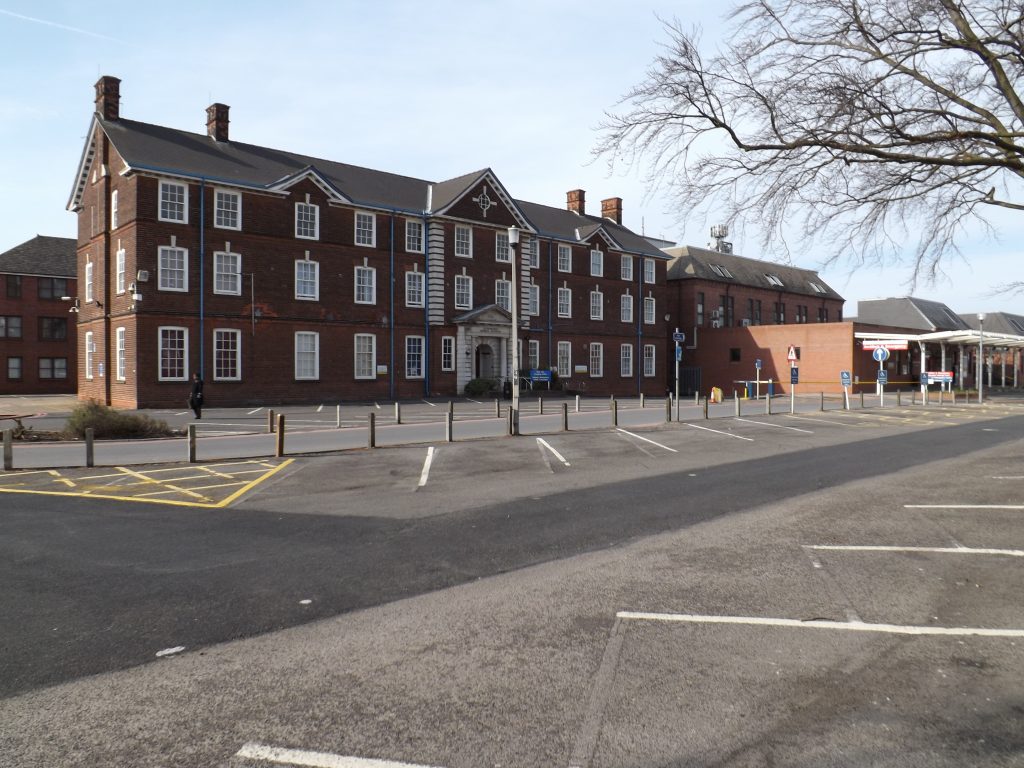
[[276, 414, 286, 456], [860, 391, 864, 409], [186, 424, 196, 464], [703, 397, 709, 419], [640, 393, 645, 408], [562, 402, 569, 431], [612, 399, 618, 427], [268, 409, 276, 433], [3, 429, 12, 470], [912, 388, 917, 405], [897, 389, 902, 407], [734, 391, 740, 418], [539, 397, 544, 415], [766, 394, 772, 415], [575, 394, 581, 413], [939, 389, 944, 406], [665, 397, 671, 423], [85, 427, 95, 468], [367, 413, 375, 449], [395, 402, 401, 424], [448, 400, 454, 417], [445, 410, 453, 443], [820, 391, 825, 412], [336, 404, 342, 428], [496, 399, 501, 418], [507, 407, 513, 436]]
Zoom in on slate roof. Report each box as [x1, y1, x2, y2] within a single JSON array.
[[662, 245, 843, 300], [73, 115, 667, 258], [0, 236, 77, 277], [856, 297, 970, 331], [958, 311, 1024, 335]]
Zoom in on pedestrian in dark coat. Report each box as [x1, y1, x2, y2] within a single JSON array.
[[188, 372, 204, 419]]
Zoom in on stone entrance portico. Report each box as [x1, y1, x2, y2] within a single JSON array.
[[453, 305, 520, 392]]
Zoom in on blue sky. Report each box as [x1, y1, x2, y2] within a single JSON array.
[[1, 0, 1019, 314]]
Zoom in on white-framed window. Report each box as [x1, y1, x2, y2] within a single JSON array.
[[495, 231, 511, 262], [406, 219, 424, 253], [621, 294, 633, 323], [116, 248, 126, 294], [644, 344, 656, 377], [455, 274, 473, 310], [355, 211, 376, 247], [528, 340, 540, 371], [557, 244, 572, 272], [214, 329, 241, 381], [84, 331, 94, 380], [85, 261, 94, 303], [295, 260, 319, 301], [116, 327, 126, 381], [294, 331, 319, 380], [557, 287, 571, 318], [158, 326, 188, 381], [110, 189, 119, 229], [441, 336, 455, 372], [405, 271, 425, 307], [354, 333, 376, 380], [620, 344, 633, 377], [644, 258, 656, 284], [528, 240, 540, 269], [557, 341, 571, 377], [295, 202, 319, 240], [644, 296, 656, 325], [590, 290, 603, 320], [527, 284, 540, 316], [621, 254, 633, 281], [405, 335, 424, 379], [590, 249, 603, 277], [159, 180, 187, 223], [495, 279, 511, 311], [215, 189, 241, 230], [590, 342, 604, 377], [455, 225, 472, 257], [214, 251, 241, 296], [158, 246, 188, 292], [355, 265, 376, 304]]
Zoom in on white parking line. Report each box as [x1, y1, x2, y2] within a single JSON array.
[[423, 399, 437, 407], [317, 404, 324, 412], [785, 414, 854, 427], [905, 504, 1024, 510], [466, 397, 483, 404], [616, 611, 1024, 637], [808, 544, 1024, 557], [417, 447, 436, 488], [684, 423, 754, 441], [537, 437, 571, 466], [616, 428, 679, 452], [247, 407, 264, 415], [736, 418, 812, 433], [235, 742, 445, 768], [992, 476, 1024, 480]]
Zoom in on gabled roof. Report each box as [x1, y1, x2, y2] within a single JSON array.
[[514, 200, 667, 258], [663, 245, 843, 300], [0, 236, 77, 277], [857, 297, 969, 332], [958, 311, 1024, 335]]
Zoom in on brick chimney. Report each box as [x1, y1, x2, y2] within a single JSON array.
[[601, 197, 623, 225], [94, 76, 121, 120], [567, 189, 586, 215], [206, 103, 230, 142]]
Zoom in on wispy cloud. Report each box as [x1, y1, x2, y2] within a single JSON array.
[[0, 8, 122, 42]]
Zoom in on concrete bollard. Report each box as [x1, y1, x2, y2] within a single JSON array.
[[766, 394, 772, 415], [539, 397, 544, 415], [85, 427, 95, 468], [703, 397, 709, 420], [897, 389, 902, 407], [734, 391, 740, 418], [820, 391, 825, 412], [336, 404, 342, 428], [186, 424, 196, 464], [495, 399, 501, 418], [612, 399, 618, 427], [640, 393, 645, 408], [445, 410, 453, 443], [562, 402, 569, 431], [665, 397, 671, 423], [507, 407, 513, 436], [276, 414, 286, 457], [3, 429, 12, 471], [575, 394, 581, 413], [395, 402, 401, 424], [268, 409, 276, 433], [367, 413, 375, 449], [912, 388, 917, 405], [860, 391, 864, 409]]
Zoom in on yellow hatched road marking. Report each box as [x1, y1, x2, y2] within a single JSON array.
[[47, 470, 76, 488], [114, 466, 211, 502]]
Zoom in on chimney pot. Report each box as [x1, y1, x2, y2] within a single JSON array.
[[94, 76, 121, 121], [567, 189, 586, 215], [601, 197, 623, 225], [206, 103, 230, 142]]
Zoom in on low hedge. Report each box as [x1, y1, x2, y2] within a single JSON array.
[[64, 400, 176, 440]]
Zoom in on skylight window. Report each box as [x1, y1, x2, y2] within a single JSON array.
[[709, 264, 733, 278], [808, 281, 826, 293], [764, 273, 784, 287]]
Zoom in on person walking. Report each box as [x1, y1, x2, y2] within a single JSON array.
[[188, 372, 204, 419]]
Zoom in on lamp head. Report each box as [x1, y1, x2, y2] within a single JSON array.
[[507, 226, 520, 246], [977, 312, 986, 322]]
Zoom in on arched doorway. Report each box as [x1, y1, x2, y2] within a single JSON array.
[[476, 343, 494, 379]]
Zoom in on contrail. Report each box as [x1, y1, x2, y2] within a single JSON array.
[[0, 8, 122, 41]]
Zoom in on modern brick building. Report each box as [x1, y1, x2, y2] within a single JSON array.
[[0, 235, 78, 395], [68, 77, 670, 407]]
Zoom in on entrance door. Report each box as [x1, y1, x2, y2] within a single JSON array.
[[476, 343, 494, 379]]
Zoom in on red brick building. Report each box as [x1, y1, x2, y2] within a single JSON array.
[[68, 77, 670, 407], [0, 236, 78, 395]]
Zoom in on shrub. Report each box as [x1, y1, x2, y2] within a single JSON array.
[[64, 400, 176, 440], [464, 378, 497, 397]]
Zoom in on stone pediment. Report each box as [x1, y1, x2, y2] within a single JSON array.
[[453, 304, 511, 326]]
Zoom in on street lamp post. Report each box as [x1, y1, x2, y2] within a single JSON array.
[[978, 313, 985, 405], [508, 226, 521, 435]]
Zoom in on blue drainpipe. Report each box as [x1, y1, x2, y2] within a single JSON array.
[[199, 178, 206, 379]]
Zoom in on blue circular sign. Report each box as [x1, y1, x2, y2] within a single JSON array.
[[872, 347, 890, 362]]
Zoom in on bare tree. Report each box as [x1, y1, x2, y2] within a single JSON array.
[[597, 0, 1024, 288]]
